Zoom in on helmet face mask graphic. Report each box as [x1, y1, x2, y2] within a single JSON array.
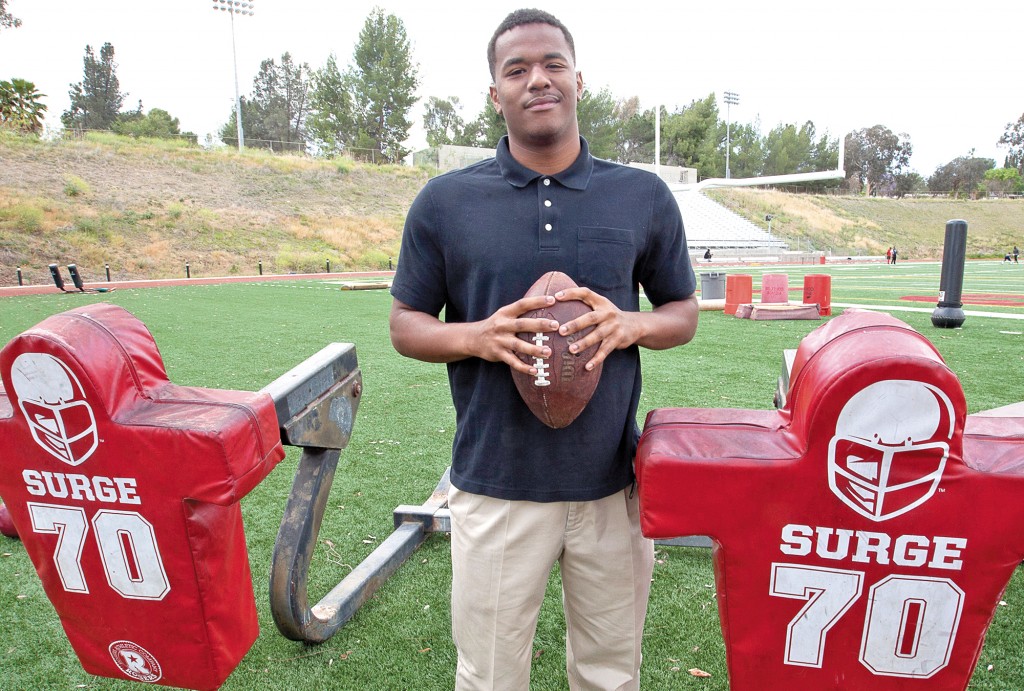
[[827, 380, 955, 522], [10, 352, 98, 466]]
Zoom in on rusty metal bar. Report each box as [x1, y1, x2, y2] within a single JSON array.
[[261, 343, 369, 643], [259, 339, 726, 642], [270, 460, 451, 642], [261, 343, 361, 449], [262, 343, 455, 643]]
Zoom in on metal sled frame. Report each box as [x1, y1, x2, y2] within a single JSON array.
[[262, 343, 451, 643], [260, 341, 815, 642], [261, 340, 838, 643], [260, 341, 720, 644]]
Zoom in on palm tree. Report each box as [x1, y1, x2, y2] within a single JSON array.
[[0, 79, 48, 134]]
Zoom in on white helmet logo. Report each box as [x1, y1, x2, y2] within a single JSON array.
[[827, 380, 955, 522], [10, 352, 98, 467]]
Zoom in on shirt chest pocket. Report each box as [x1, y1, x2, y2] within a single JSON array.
[[577, 226, 637, 291]]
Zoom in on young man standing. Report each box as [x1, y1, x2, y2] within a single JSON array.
[[389, 9, 698, 689]]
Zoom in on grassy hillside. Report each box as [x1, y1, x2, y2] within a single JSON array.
[[0, 131, 429, 287], [707, 187, 1023, 260], [1, 131, 1021, 287]]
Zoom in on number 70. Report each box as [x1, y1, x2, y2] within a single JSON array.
[[770, 562, 964, 678]]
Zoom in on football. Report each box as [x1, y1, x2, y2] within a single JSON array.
[[511, 271, 602, 428], [0, 502, 18, 539]]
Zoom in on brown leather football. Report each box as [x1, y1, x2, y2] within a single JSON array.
[[512, 271, 602, 428]]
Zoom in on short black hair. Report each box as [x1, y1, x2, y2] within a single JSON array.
[[487, 8, 576, 81]]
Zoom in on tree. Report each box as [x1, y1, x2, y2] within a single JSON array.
[[0, 0, 21, 31], [661, 95, 720, 177], [613, 97, 654, 164], [422, 96, 468, 148], [982, 167, 1024, 196], [220, 97, 268, 149], [112, 107, 195, 143], [762, 121, 840, 190], [808, 128, 840, 173], [222, 52, 311, 151], [997, 112, 1024, 176], [576, 87, 618, 160], [725, 121, 765, 178], [61, 43, 126, 132], [0, 78, 46, 134], [844, 125, 912, 196], [345, 8, 419, 163], [460, 93, 506, 149], [307, 53, 355, 156], [927, 153, 995, 198], [763, 123, 811, 176], [892, 172, 925, 198]]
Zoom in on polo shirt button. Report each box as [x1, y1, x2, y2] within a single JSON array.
[[543, 178, 551, 186], [545, 223, 553, 231], [544, 200, 552, 207]]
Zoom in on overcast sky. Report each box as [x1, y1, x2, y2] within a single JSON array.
[[1, 0, 1020, 174]]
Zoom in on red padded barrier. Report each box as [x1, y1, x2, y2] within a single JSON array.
[[0, 304, 284, 690], [637, 309, 1024, 690]]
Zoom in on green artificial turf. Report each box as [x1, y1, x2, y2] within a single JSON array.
[[0, 260, 1022, 689]]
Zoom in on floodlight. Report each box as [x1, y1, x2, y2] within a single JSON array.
[[212, 0, 253, 150], [49, 264, 65, 290], [67, 264, 85, 291]]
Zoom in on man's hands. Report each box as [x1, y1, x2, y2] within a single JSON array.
[[552, 287, 641, 371], [468, 295, 559, 375], [390, 290, 697, 373], [389, 296, 559, 375], [553, 288, 699, 370]]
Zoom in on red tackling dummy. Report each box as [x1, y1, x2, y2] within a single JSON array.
[[0, 304, 284, 690], [637, 309, 1024, 690]]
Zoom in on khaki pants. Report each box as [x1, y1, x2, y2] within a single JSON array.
[[448, 485, 654, 690]]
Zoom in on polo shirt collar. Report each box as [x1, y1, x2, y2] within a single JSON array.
[[495, 136, 593, 190]]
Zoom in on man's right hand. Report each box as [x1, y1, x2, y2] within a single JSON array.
[[467, 295, 560, 374], [389, 296, 560, 375]]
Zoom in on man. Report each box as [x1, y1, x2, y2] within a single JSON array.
[[389, 9, 698, 689]]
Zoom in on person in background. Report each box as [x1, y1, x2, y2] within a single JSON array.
[[388, 8, 698, 689]]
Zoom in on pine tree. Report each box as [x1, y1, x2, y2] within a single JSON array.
[[346, 9, 419, 163], [61, 43, 126, 132], [221, 53, 310, 152]]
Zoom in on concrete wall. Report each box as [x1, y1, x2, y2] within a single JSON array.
[[627, 162, 698, 185]]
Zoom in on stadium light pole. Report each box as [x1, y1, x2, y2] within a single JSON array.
[[213, 0, 254, 151], [723, 91, 739, 179]]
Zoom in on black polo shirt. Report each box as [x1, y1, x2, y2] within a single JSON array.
[[391, 137, 695, 501]]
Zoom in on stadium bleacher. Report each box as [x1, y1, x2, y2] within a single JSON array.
[[674, 190, 784, 250]]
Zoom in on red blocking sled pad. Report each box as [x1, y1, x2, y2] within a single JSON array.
[[636, 309, 1024, 690], [0, 304, 284, 690]]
